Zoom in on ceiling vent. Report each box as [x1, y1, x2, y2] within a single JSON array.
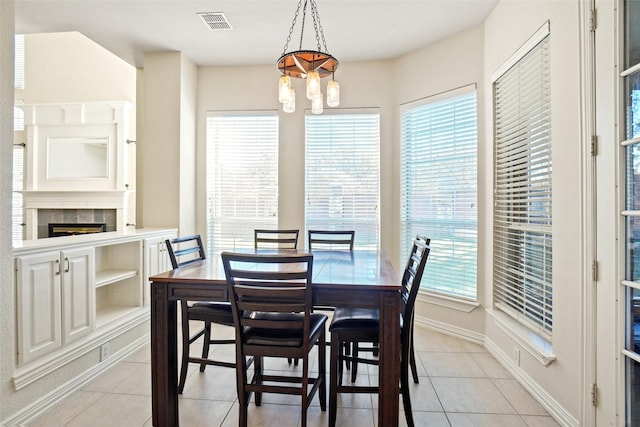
[[198, 12, 233, 31]]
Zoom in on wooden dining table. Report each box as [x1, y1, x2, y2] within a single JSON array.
[[149, 249, 401, 426]]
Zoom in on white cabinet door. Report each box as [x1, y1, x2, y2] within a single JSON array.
[[143, 234, 176, 305], [62, 247, 95, 344], [16, 252, 63, 365]]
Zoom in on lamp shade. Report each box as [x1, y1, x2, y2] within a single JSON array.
[[283, 88, 296, 113], [311, 94, 323, 114], [279, 75, 291, 103], [306, 70, 321, 100], [327, 79, 340, 107]]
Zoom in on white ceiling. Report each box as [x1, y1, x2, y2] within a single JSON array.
[[14, 0, 498, 68]]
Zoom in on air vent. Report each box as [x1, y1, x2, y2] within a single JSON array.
[[198, 12, 233, 31]]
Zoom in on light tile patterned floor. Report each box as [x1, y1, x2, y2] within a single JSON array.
[[27, 326, 561, 427]]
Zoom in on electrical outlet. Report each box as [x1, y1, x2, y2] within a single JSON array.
[[514, 348, 520, 366], [100, 343, 110, 361]]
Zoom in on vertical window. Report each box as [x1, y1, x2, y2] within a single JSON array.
[[400, 86, 478, 299], [206, 112, 279, 254], [622, 1, 640, 424], [493, 27, 552, 337], [15, 34, 24, 89], [305, 111, 380, 249]]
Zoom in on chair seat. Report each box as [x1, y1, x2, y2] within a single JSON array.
[[245, 313, 328, 347], [330, 307, 379, 330], [188, 302, 234, 326]]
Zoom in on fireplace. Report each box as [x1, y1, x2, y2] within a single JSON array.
[[48, 223, 106, 237]]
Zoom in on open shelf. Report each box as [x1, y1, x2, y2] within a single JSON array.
[[95, 305, 141, 328], [95, 269, 138, 288]]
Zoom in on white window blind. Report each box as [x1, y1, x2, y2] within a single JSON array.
[[493, 33, 552, 337], [13, 144, 25, 241], [305, 112, 380, 249], [15, 34, 24, 89], [400, 86, 478, 299], [206, 112, 279, 254]]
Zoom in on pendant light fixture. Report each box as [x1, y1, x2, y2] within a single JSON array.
[[277, 0, 339, 114]]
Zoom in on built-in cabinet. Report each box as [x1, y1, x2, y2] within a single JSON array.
[[16, 247, 94, 365], [12, 228, 177, 386], [143, 234, 176, 306]]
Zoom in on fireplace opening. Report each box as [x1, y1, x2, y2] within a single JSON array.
[[48, 223, 106, 237]]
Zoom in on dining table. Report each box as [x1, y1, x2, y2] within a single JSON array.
[[149, 249, 401, 426]]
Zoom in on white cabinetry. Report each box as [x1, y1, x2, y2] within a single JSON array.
[[16, 247, 94, 365], [143, 233, 177, 305]]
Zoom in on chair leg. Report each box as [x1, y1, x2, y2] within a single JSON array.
[[200, 321, 212, 372], [177, 302, 191, 394], [318, 328, 327, 411], [254, 357, 263, 406], [329, 332, 340, 427], [400, 352, 415, 427], [350, 342, 359, 383], [409, 326, 419, 384]]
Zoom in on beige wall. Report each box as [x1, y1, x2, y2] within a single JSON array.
[[483, 1, 582, 423], [1, 1, 15, 421]]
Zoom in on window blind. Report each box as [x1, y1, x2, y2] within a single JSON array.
[[400, 87, 478, 299], [206, 112, 279, 254], [493, 34, 552, 337], [15, 34, 24, 89], [305, 112, 380, 249], [13, 144, 24, 241]]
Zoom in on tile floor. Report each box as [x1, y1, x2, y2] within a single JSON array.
[[27, 325, 561, 427]]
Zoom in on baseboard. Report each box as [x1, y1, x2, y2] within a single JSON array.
[[2, 336, 149, 427], [414, 315, 577, 427]]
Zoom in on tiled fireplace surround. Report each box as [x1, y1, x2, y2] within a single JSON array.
[[37, 208, 117, 239]]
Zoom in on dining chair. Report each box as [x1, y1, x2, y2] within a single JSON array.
[[328, 235, 431, 427], [221, 251, 327, 427], [307, 229, 355, 251], [254, 229, 299, 249], [165, 235, 236, 394]]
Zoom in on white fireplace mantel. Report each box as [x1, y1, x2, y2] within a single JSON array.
[[22, 190, 135, 240]]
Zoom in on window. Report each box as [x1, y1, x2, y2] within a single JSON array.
[[15, 34, 24, 90], [492, 27, 552, 337], [305, 111, 380, 249], [400, 86, 478, 299], [206, 112, 279, 254], [12, 143, 24, 241]]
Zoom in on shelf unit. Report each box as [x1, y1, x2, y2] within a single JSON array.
[[94, 240, 142, 328]]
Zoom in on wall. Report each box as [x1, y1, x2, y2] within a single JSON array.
[[483, 1, 582, 424], [392, 25, 486, 336], [195, 61, 395, 260], [0, 1, 15, 422]]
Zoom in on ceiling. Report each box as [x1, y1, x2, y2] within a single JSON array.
[[14, 0, 498, 69]]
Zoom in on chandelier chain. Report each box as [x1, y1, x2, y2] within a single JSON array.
[[310, 0, 328, 53], [280, 0, 303, 58], [298, 0, 308, 51]]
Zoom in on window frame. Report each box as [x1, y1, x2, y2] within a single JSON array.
[[399, 85, 479, 300]]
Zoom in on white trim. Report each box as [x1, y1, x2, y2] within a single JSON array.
[[485, 336, 579, 427], [487, 308, 556, 366], [304, 107, 380, 116], [12, 309, 148, 390], [414, 314, 484, 345], [491, 20, 551, 82], [3, 335, 149, 427], [417, 290, 480, 313], [399, 83, 477, 111]]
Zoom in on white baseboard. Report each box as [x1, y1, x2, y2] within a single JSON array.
[[2, 336, 149, 427]]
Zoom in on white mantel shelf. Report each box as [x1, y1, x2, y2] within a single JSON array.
[[21, 190, 131, 208]]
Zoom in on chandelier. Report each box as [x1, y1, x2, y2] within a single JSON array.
[[277, 0, 339, 114]]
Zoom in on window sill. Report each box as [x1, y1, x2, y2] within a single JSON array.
[[487, 308, 556, 367], [417, 290, 480, 313]]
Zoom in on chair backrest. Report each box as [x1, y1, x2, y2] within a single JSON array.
[[307, 230, 355, 251], [165, 235, 206, 269], [401, 236, 431, 325], [254, 229, 299, 249], [221, 252, 314, 352]]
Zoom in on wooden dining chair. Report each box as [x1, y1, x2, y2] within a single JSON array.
[[165, 235, 236, 394], [307, 229, 355, 251], [221, 251, 327, 427], [328, 235, 431, 427], [254, 229, 299, 249]]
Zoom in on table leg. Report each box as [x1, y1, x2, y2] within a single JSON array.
[[151, 282, 179, 426], [378, 291, 400, 426]]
